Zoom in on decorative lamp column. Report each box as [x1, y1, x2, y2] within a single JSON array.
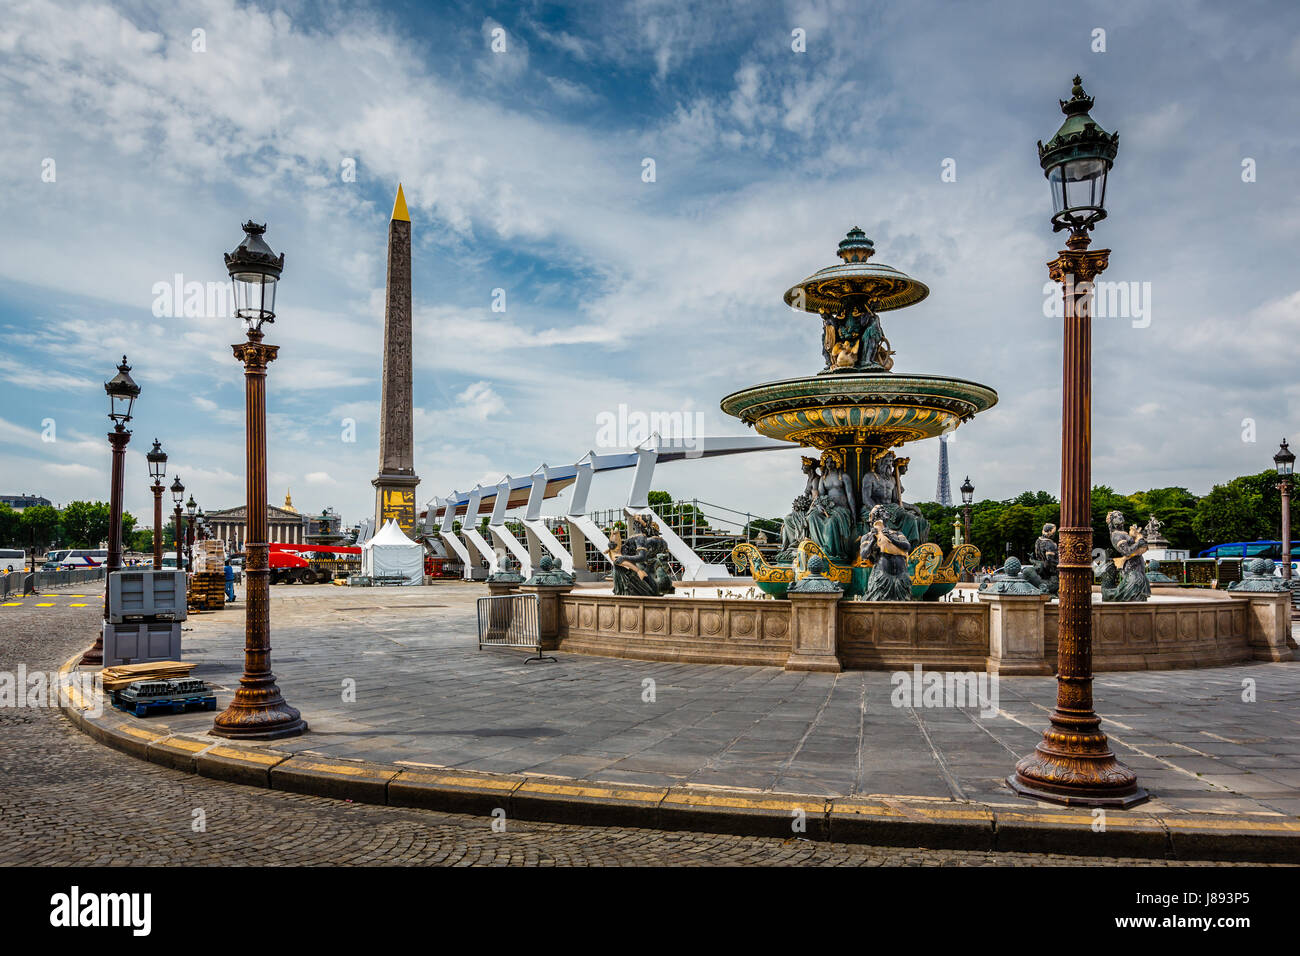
[[211, 220, 305, 739], [1275, 439, 1295, 581], [84, 356, 140, 665], [185, 495, 197, 572], [960, 476, 974, 581], [170, 476, 185, 567], [1010, 77, 1146, 807], [146, 439, 167, 568]]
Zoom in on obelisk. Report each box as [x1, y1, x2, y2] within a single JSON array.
[[372, 183, 419, 534]]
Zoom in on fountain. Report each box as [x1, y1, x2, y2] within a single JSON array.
[[722, 228, 998, 598]]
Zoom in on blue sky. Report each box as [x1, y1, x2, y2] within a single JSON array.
[[2, 0, 1298, 528]]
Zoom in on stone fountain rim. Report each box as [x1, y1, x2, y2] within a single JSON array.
[[720, 371, 1000, 411]]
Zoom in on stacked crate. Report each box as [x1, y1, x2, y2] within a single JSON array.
[[188, 572, 226, 611], [188, 540, 227, 611], [104, 570, 187, 666]]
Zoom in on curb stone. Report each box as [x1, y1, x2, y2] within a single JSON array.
[[57, 648, 1300, 863]]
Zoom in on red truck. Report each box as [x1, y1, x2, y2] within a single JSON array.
[[267, 543, 363, 585]]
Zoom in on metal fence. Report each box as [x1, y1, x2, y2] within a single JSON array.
[[475, 593, 554, 663], [0, 566, 107, 600]]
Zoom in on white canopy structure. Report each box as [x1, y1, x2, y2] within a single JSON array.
[[362, 519, 424, 584], [422, 434, 789, 581]]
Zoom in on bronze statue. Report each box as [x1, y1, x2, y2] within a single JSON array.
[[820, 299, 889, 372], [806, 450, 855, 561], [606, 515, 673, 596], [778, 493, 811, 561], [1031, 523, 1059, 595], [979, 556, 1048, 595], [1227, 558, 1289, 592], [861, 504, 913, 601], [1096, 511, 1150, 602]]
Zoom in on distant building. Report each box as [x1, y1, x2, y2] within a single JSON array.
[[1, 493, 52, 512], [206, 504, 307, 550]]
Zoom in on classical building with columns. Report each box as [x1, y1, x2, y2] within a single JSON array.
[[206, 503, 307, 550]]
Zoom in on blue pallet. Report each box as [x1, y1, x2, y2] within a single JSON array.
[[113, 695, 217, 718]]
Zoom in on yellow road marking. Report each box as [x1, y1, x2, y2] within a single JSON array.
[[35, 602, 54, 607], [69, 603, 89, 607], [2, 602, 21, 607]]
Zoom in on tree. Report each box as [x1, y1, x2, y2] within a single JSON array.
[[61, 500, 112, 548], [20, 506, 61, 553], [998, 504, 1038, 559], [129, 528, 153, 553], [0, 504, 20, 548], [1193, 480, 1265, 546]]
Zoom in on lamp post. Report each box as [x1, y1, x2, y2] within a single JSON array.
[[146, 439, 167, 568], [1009, 77, 1146, 807], [211, 220, 305, 739], [1275, 439, 1295, 581], [185, 495, 197, 572], [960, 476, 974, 581], [171, 477, 185, 569], [83, 356, 140, 665]]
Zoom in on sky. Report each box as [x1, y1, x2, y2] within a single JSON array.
[[1, 0, 1298, 532]]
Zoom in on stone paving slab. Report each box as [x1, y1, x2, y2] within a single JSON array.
[[139, 585, 1300, 818], [46, 583, 1300, 860]]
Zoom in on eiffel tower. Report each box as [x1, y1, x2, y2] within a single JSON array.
[[935, 435, 953, 506]]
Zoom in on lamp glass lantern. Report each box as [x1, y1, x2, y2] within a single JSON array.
[[171, 476, 185, 505], [1038, 76, 1119, 235], [960, 476, 974, 506], [105, 356, 141, 425], [1275, 439, 1295, 477], [225, 221, 284, 331], [186, 495, 197, 517], [147, 439, 167, 481]]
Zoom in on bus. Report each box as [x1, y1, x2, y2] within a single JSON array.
[[53, 549, 108, 567], [0, 549, 25, 573], [1198, 541, 1300, 560]]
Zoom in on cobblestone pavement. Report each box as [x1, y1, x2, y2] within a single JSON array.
[[0, 590, 1283, 865]]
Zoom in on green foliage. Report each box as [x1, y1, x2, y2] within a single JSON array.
[[61, 500, 112, 548], [19, 506, 61, 548], [0, 504, 21, 547], [934, 470, 1289, 565], [128, 528, 153, 553]]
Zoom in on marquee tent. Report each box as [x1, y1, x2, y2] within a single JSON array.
[[361, 519, 424, 584]]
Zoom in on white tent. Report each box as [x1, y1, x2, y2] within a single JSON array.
[[361, 520, 424, 584]]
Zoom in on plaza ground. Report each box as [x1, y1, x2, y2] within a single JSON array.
[[2, 583, 1298, 865]]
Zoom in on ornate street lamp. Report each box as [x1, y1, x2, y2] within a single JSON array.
[[170, 476, 185, 568], [211, 221, 305, 739], [84, 356, 141, 665], [959, 476, 975, 581], [1275, 439, 1295, 581], [1009, 77, 1145, 807], [185, 494, 197, 572], [146, 439, 167, 568]]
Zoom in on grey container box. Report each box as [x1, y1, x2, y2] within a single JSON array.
[[108, 570, 187, 623], [103, 621, 182, 667]]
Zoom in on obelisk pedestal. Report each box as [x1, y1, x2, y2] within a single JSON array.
[[373, 183, 420, 533]]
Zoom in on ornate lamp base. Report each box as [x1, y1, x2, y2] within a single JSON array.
[[1009, 719, 1148, 808], [80, 645, 103, 666], [211, 683, 307, 740]]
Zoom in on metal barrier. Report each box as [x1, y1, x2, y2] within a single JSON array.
[[475, 593, 554, 663], [1, 566, 107, 599]]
